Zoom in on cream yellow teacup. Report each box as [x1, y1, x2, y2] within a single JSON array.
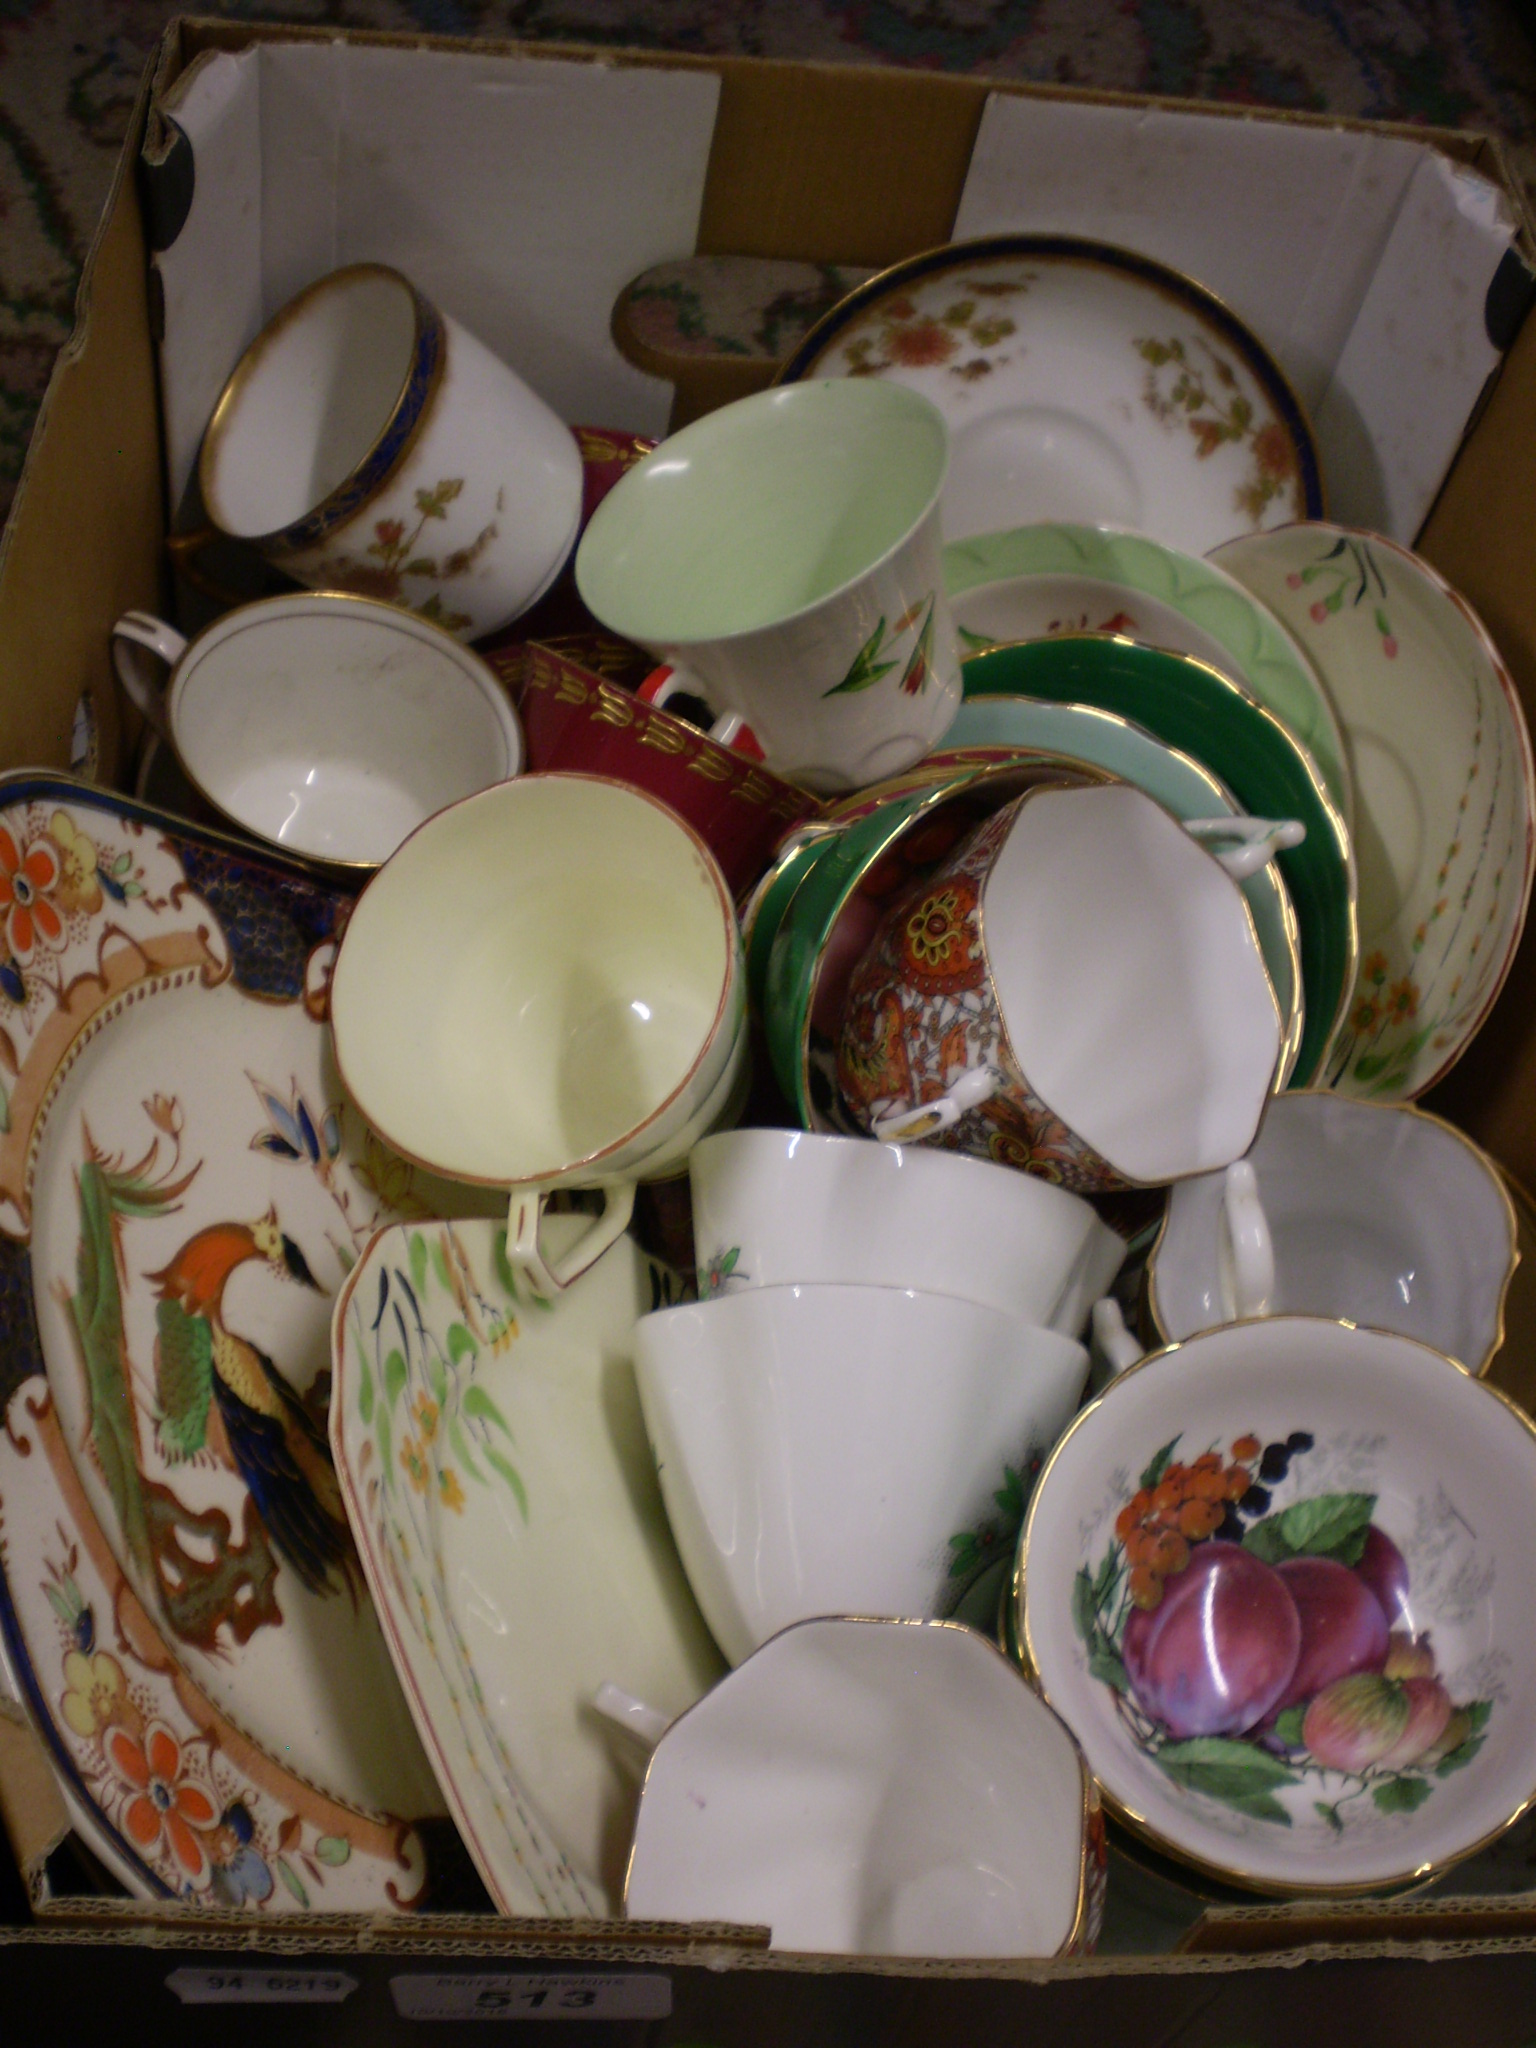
[[330, 774, 745, 1296]]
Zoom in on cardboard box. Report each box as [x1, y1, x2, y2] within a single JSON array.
[[8, 15, 1536, 2033]]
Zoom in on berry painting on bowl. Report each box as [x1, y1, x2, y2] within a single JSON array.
[[1015, 1318, 1536, 1893]]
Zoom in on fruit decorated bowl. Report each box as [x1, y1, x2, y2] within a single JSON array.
[[1014, 1317, 1536, 1894]]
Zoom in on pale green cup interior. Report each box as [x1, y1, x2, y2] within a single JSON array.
[[575, 381, 948, 644]]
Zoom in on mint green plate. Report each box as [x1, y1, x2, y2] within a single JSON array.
[[939, 696, 1305, 1087], [943, 523, 1351, 830], [964, 637, 1356, 1091]]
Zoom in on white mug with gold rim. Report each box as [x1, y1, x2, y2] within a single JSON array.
[[187, 263, 583, 640]]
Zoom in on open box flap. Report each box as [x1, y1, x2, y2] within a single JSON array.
[[150, 41, 722, 510], [954, 93, 1521, 538]]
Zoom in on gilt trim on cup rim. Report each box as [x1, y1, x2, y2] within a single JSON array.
[[1142, 1092, 1522, 1376], [927, 711, 1307, 1091], [964, 629, 1360, 1084], [1009, 1315, 1536, 1897], [135, 588, 517, 875], [330, 772, 742, 1191], [620, 1612, 1101, 1958], [199, 263, 447, 556]]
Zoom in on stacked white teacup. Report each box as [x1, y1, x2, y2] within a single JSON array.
[[632, 1128, 1125, 1667]]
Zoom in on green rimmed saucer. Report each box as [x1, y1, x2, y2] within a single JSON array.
[[936, 696, 1305, 1089], [942, 523, 1351, 829], [963, 638, 1356, 1093]]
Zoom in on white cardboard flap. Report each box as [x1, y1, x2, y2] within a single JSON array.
[[1318, 151, 1509, 534], [152, 42, 721, 510], [954, 93, 1517, 539], [154, 46, 265, 517]]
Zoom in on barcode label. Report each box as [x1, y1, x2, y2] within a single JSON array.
[[390, 1972, 672, 2021], [166, 1968, 358, 2005]]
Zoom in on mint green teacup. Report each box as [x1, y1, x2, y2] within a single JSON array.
[[574, 382, 961, 795]]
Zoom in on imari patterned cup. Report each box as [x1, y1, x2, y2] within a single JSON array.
[[190, 264, 583, 640], [838, 781, 1284, 1193], [574, 381, 962, 795]]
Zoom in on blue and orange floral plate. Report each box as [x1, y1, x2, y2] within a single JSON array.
[[0, 773, 491, 1908]]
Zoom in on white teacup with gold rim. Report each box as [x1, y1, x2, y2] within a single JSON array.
[[574, 381, 962, 795], [111, 592, 523, 868], [189, 263, 583, 640], [1147, 1092, 1519, 1375], [329, 773, 745, 1298], [689, 1126, 1123, 1335], [634, 1280, 1088, 1666], [610, 1618, 1103, 1958]]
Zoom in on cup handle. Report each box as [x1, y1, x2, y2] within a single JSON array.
[[590, 1682, 669, 1782], [591, 1682, 669, 1753], [1090, 1296, 1145, 1380], [111, 611, 187, 742], [1184, 816, 1306, 880], [1218, 1157, 1275, 1318], [870, 1065, 1003, 1145], [639, 665, 758, 756], [505, 1181, 636, 1300]]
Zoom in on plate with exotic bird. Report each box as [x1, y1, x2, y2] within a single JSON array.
[[1210, 524, 1536, 1101], [778, 236, 1323, 558], [0, 774, 494, 1875], [0, 1372, 435, 1909]]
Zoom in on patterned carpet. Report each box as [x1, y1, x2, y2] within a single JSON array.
[[2, 1, 1536, 523]]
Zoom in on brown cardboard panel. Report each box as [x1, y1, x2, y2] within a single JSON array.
[[0, 77, 162, 789], [1418, 307, 1536, 1185], [1180, 1894, 1536, 1956], [4, 11, 1536, 1978], [0, 1708, 67, 1883], [668, 359, 779, 432], [694, 61, 984, 265]]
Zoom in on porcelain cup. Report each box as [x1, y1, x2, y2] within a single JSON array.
[[111, 593, 523, 867], [614, 1617, 1102, 1957], [188, 264, 583, 640], [330, 773, 745, 1297], [689, 1127, 1124, 1335], [573, 381, 962, 795], [633, 1281, 1088, 1665], [838, 781, 1285, 1192], [1147, 1093, 1519, 1373]]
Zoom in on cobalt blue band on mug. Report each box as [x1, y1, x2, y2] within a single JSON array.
[[198, 262, 448, 554]]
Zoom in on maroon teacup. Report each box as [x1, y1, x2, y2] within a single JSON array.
[[516, 644, 821, 901]]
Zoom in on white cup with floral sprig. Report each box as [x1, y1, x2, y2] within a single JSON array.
[[574, 381, 962, 795], [181, 264, 582, 640]]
